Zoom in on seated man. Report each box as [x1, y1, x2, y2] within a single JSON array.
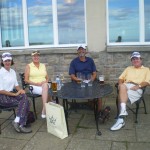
[[69, 45, 102, 111], [110, 51, 150, 131]]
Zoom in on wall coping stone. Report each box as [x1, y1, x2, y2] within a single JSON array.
[[0, 47, 78, 56], [107, 45, 150, 52]]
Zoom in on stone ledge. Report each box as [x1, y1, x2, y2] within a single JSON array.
[[0, 47, 78, 56], [107, 45, 150, 52]]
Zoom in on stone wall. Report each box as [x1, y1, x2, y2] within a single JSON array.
[[4, 50, 150, 93]]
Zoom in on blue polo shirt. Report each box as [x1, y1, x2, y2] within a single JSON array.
[[69, 57, 96, 77]]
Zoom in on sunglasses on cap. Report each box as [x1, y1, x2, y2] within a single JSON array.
[[2, 54, 12, 58], [31, 51, 40, 56]]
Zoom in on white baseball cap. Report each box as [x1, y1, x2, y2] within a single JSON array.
[[2, 52, 12, 61], [77, 45, 86, 50]]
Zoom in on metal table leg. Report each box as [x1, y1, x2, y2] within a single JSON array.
[[94, 98, 102, 136], [63, 99, 70, 134]]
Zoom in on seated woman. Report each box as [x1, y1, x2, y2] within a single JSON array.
[[25, 51, 50, 119], [0, 52, 32, 133]]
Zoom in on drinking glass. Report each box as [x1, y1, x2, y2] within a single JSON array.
[[60, 73, 64, 86], [76, 72, 82, 83], [99, 75, 104, 84], [87, 74, 93, 86], [81, 74, 86, 88]]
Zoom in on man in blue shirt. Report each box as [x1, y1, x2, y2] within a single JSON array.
[[69, 45, 102, 111]]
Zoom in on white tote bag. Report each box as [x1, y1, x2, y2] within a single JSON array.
[[45, 102, 68, 139]]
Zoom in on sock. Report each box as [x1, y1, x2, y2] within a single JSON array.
[[118, 117, 124, 122], [120, 102, 126, 111], [14, 116, 20, 123]]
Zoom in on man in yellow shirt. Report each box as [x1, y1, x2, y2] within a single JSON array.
[[111, 51, 150, 131]]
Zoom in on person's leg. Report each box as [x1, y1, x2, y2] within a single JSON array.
[[118, 83, 128, 116], [110, 83, 128, 131], [14, 94, 32, 133], [110, 83, 141, 131], [41, 83, 49, 116]]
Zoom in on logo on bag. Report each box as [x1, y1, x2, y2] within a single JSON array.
[[48, 115, 56, 125]]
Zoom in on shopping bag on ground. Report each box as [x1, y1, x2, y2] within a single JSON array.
[[45, 102, 68, 139]]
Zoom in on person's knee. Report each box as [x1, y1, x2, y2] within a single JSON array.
[[119, 83, 127, 91], [42, 83, 49, 90]]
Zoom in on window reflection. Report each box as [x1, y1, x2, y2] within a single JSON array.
[[27, 0, 53, 45], [144, 0, 150, 42], [57, 0, 85, 44], [0, 0, 24, 47], [108, 0, 139, 43]]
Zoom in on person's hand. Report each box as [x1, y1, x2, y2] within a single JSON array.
[[130, 85, 139, 91], [41, 81, 47, 84], [19, 89, 25, 94], [14, 90, 22, 96]]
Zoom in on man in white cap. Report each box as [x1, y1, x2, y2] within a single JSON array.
[[69, 45, 102, 111], [110, 51, 150, 131]]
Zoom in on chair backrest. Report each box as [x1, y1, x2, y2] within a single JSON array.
[[19, 73, 28, 90]]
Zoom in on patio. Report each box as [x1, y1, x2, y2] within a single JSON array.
[[0, 93, 150, 150]]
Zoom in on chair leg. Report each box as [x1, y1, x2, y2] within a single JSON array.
[[32, 98, 37, 119], [135, 102, 140, 123], [13, 109, 16, 117], [115, 95, 120, 119], [142, 98, 147, 114]]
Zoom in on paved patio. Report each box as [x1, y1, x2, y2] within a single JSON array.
[[0, 93, 150, 150]]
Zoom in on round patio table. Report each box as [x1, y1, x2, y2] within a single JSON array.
[[56, 80, 113, 135]]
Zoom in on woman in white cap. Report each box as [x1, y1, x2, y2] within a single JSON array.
[[24, 51, 50, 119], [0, 52, 32, 133]]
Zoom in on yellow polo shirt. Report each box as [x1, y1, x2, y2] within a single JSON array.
[[119, 66, 150, 84], [29, 62, 47, 83]]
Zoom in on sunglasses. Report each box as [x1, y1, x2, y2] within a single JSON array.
[[2, 54, 12, 58], [31, 51, 40, 56]]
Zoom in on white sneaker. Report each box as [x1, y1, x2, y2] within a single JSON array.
[[41, 114, 46, 119], [110, 119, 125, 131], [119, 109, 128, 117]]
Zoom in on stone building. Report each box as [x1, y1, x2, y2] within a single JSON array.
[[0, 0, 150, 90]]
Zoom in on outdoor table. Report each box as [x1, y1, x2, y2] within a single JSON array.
[[56, 80, 113, 136]]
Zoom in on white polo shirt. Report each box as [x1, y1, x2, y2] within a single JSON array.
[[0, 67, 19, 92]]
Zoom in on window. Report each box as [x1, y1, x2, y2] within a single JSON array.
[[144, 0, 150, 42], [57, 0, 85, 44], [27, 0, 53, 45], [0, 0, 24, 47], [0, 0, 86, 49], [107, 0, 150, 45]]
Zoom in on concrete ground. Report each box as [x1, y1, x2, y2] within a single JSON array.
[[0, 93, 150, 150]]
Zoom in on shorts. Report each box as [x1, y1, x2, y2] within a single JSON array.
[[125, 83, 143, 104], [31, 83, 51, 95]]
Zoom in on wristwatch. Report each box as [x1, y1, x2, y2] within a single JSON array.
[[138, 84, 142, 88]]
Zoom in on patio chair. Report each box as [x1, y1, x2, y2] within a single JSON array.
[[115, 83, 147, 123], [0, 104, 18, 134], [19, 73, 41, 119]]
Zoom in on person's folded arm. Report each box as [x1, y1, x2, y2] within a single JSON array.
[[70, 74, 79, 82], [91, 72, 97, 81]]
